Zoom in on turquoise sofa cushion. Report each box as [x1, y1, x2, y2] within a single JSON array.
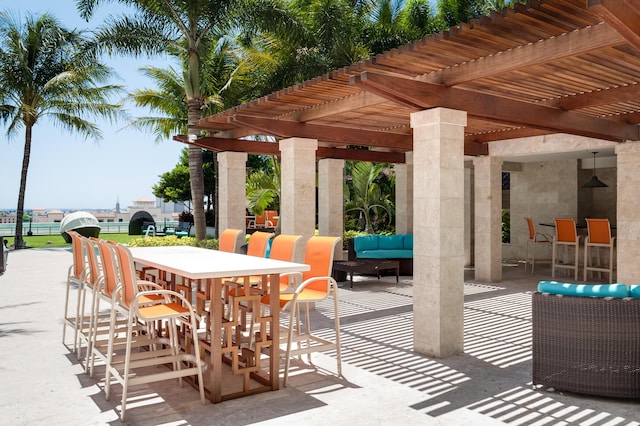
[[403, 234, 413, 250], [358, 249, 413, 259], [354, 235, 379, 252], [537, 281, 629, 298], [379, 235, 404, 250], [630, 285, 640, 298]]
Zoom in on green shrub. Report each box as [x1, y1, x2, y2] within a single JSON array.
[[502, 209, 510, 244], [128, 236, 219, 250], [342, 230, 368, 250]]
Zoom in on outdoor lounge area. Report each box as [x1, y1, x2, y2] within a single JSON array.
[[2, 246, 639, 425]]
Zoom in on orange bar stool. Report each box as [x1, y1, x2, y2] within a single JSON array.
[[583, 218, 616, 283]]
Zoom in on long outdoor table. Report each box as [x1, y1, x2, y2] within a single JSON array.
[[129, 246, 309, 403]]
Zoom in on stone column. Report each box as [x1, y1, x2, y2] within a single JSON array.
[[473, 155, 503, 282], [318, 158, 345, 260], [464, 165, 474, 267], [615, 141, 640, 284], [280, 138, 318, 262], [217, 152, 248, 234], [411, 107, 466, 358], [395, 152, 414, 234]]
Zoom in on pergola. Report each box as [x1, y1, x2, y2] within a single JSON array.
[[176, 0, 640, 357]]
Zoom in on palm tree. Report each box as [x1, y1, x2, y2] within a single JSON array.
[[77, 0, 303, 240], [345, 161, 394, 233], [246, 155, 281, 232], [0, 11, 122, 249]]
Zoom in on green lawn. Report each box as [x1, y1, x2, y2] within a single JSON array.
[[3, 233, 220, 250], [3, 233, 140, 249]]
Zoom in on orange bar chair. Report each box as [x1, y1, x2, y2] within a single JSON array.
[[552, 218, 581, 280], [62, 230, 88, 354], [105, 243, 205, 421], [524, 217, 552, 274], [194, 228, 244, 330], [583, 218, 616, 283], [262, 236, 342, 387], [229, 234, 302, 347]]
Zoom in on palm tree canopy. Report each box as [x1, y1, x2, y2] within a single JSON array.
[[0, 11, 123, 137], [0, 10, 123, 248]]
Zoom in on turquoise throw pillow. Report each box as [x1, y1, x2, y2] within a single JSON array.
[[403, 234, 413, 249], [379, 234, 404, 250], [537, 281, 629, 298], [354, 235, 379, 252], [630, 285, 640, 298]]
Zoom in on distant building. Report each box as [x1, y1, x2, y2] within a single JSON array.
[[32, 208, 64, 223], [0, 212, 16, 224], [124, 196, 185, 223], [14, 196, 187, 225]]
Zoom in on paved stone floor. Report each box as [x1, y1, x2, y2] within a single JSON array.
[[0, 248, 638, 425]]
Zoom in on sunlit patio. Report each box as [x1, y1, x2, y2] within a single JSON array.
[[1, 247, 637, 425]]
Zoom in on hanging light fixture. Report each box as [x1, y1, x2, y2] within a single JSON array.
[[583, 151, 608, 188]]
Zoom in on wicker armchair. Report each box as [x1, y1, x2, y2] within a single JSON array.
[[532, 291, 640, 399]]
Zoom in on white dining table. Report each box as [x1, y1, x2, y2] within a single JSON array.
[[129, 245, 309, 402]]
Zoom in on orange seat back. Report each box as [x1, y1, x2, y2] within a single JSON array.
[[555, 218, 577, 243], [254, 212, 267, 227], [586, 218, 611, 244], [84, 238, 100, 287], [246, 231, 273, 257], [114, 243, 138, 308], [525, 217, 536, 240], [269, 234, 302, 262], [219, 229, 242, 253], [302, 236, 341, 293], [96, 239, 119, 298], [266, 210, 278, 228], [68, 230, 86, 279]]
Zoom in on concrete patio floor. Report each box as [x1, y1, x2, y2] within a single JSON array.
[[1, 247, 638, 425]]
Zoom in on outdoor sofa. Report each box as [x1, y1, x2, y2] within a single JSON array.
[[349, 234, 413, 275], [532, 281, 640, 399]]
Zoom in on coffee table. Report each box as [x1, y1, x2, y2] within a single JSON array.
[[333, 259, 400, 288]]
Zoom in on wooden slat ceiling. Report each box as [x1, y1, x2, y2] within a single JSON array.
[[184, 0, 640, 162]]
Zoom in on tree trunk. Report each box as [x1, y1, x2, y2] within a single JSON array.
[[14, 124, 33, 249], [187, 100, 206, 240]]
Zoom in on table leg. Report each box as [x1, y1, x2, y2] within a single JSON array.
[[395, 265, 399, 283], [268, 273, 280, 391], [210, 277, 223, 403], [350, 271, 354, 289]]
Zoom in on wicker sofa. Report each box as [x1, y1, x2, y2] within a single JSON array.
[[532, 282, 640, 399], [348, 234, 413, 275]]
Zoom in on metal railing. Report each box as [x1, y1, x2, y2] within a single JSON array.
[[0, 221, 180, 237]]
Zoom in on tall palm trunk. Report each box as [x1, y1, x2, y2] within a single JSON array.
[[14, 123, 33, 249], [187, 100, 206, 240]]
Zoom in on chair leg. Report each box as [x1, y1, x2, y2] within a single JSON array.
[[283, 302, 298, 388], [332, 289, 342, 377], [551, 243, 557, 278]]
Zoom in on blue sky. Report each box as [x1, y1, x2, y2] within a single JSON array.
[[0, 0, 186, 210]]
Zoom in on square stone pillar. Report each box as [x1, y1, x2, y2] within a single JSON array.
[[464, 166, 474, 267], [411, 107, 466, 358], [395, 152, 414, 234], [318, 158, 345, 260], [473, 156, 503, 282], [280, 138, 318, 262], [615, 141, 640, 284], [218, 151, 248, 234]]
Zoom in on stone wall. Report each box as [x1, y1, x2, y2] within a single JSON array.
[[503, 159, 579, 260]]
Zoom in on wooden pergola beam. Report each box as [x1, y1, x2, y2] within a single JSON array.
[[173, 135, 408, 163], [543, 83, 640, 110], [229, 114, 413, 150], [588, 0, 640, 52], [352, 71, 640, 142], [422, 23, 625, 86]]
